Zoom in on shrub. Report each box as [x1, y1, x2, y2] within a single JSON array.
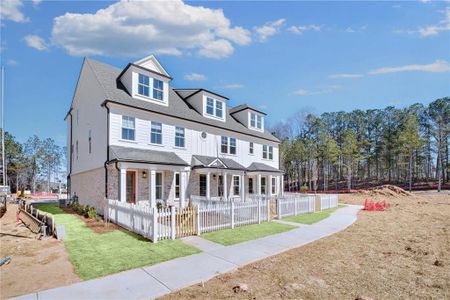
[[300, 184, 308, 193], [87, 207, 98, 220]]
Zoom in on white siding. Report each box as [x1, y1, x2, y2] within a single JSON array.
[[109, 104, 279, 169]]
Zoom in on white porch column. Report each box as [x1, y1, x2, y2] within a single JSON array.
[[268, 175, 273, 197], [180, 171, 187, 207], [120, 168, 127, 202], [223, 173, 228, 200], [150, 170, 156, 207], [281, 175, 285, 196], [257, 174, 262, 196], [206, 172, 211, 199], [240, 174, 245, 201]]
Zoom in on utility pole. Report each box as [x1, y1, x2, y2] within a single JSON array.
[[1, 65, 6, 187]]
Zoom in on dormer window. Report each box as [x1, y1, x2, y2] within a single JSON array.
[[250, 112, 263, 130], [205, 97, 225, 120], [138, 74, 150, 97], [153, 78, 163, 101]]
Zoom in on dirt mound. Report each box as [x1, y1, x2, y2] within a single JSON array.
[[358, 185, 412, 197]]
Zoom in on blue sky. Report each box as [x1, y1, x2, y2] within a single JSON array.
[[1, 0, 449, 146]]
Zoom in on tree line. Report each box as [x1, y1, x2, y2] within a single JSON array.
[[1, 131, 65, 193], [270, 97, 449, 192]]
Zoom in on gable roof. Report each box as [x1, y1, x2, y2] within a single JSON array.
[[86, 58, 280, 143], [192, 155, 246, 170], [230, 104, 267, 116], [109, 145, 188, 166]]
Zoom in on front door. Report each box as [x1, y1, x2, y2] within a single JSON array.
[[126, 171, 136, 203]]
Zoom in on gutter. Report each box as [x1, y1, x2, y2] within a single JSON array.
[[67, 112, 73, 197], [104, 103, 110, 199]]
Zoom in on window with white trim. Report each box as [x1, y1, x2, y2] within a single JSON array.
[[250, 113, 263, 130], [153, 78, 163, 101], [151, 122, 162, 144], [271, 177, 276, 194], [155, 172, 163, 199], [233, 175, 240, 196], [269, 146, 273, 160], [249, 142, 254, 154], [121, 116, 135, 141], [221, 136, 237, 154], [248, 178, 254, 194], [261, 177, 266, 194], [199, 174, 207, 197], [263, 145, 273, 160], [138, 74, 150, 97], [174, 173, 180, 199], [205, 97, 224, 119], [175, 127, 185, 148], [262, 145, 268, 159]]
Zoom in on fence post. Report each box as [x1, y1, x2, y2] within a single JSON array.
[[257, 198, 261, 224], [196, 205, 201, 235], [294, 198, 297, 216], [171, 206, 176, 240], [152, 207, 158, 243], [231, 202, 235, 229], [277, 197, 281, 220]]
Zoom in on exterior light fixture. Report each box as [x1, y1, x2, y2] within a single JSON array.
[[142, 171, 147, 179]]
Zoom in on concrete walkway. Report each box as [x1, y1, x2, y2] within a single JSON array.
[[14, 205, 362, 300]]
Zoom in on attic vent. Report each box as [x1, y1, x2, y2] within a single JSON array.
[[201, 132, 207, 140]]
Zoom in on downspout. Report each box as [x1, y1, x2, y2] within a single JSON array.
[[68, 111, 73, 197], [104, 103, 110, 199]]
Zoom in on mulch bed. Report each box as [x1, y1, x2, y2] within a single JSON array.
[[61, 207, 121, 234]]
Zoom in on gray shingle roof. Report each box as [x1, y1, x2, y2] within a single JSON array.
[[192, 155, 246, 170], [229, 104, 267, 115], [247, 162, 281, 173], [109, 146, 188, 166], [87, 58, 279, 143]]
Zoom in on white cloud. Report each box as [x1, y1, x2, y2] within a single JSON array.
[[0, 0, 29, 23], [329, 73, 364, 79], [254, 18, 285, 42], [368, 59, 450, 75], [51, 0, 251, 59], [403, 7, 450, 37], [221, 83, 244, 89], [345, 27, 356, 33], [184, 73, 206, 81], [24, 35, 48, 51], [7, 59, 18, 66], [344, 25, 367, 33], [288, 24, 322, 34], [32, 0, 42, 7], [293, 85, 342, 96]]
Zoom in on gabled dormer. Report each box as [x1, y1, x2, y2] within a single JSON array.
[[175, 88, 228, 123], [118, 54, 172, 107], [230, 104, 266, 132]]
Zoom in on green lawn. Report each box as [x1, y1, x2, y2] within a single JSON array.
[[38, 205, 200, 280], [201, 222, 296, 246], [284, 204, 347, 225]]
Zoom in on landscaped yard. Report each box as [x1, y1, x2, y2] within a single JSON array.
[[283, 204, 347, 224], [201, 222, 296, 246], [38, 205, 200, 280]]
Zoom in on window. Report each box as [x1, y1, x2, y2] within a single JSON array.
[[199, 174, 207, 197], [88, 130, 92, 154], [271, 177, 276, 194], [205, 97, 224, 119], [248, 178, 254, 194], [262, 145, 268, 159], [216, 100, 223, 118], [250, 113, 262, 130], [153, 78, 164, 100], [230, 138, 236, 155], [249, 142, 254, 154], [221, 136, 228, 154], [218, 175, 224, 197], [155, 172, 163, 199], [206, 98, 214, 115], [221, 136, 237, 154], [174, 173, 180, 199], [122, 116, 135, 140], [138, 74, 150, 97], [151, 122, 162, 144], [175, 127, 185, 148], [233, 176, 240, 196], [269, 146, 273, 160], [263, 145, 273, 160], [261, 177, 266, 194], [76, 140, 78, 160]]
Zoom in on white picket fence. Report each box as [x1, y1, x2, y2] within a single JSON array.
[[197, 199, 269, 233], [277, 195, 315, 218], [319, 194, 339, 210]]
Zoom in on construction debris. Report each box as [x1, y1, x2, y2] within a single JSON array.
[[358, 185, 413, 197]]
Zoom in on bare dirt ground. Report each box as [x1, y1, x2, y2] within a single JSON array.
[[0, 204, 80, 299], [163, 191, 450, 300]]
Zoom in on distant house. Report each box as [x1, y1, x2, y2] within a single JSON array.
[[65, 54, 282, 210]]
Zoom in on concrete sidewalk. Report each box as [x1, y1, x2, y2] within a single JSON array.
[[14, 205, 362, 300]]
